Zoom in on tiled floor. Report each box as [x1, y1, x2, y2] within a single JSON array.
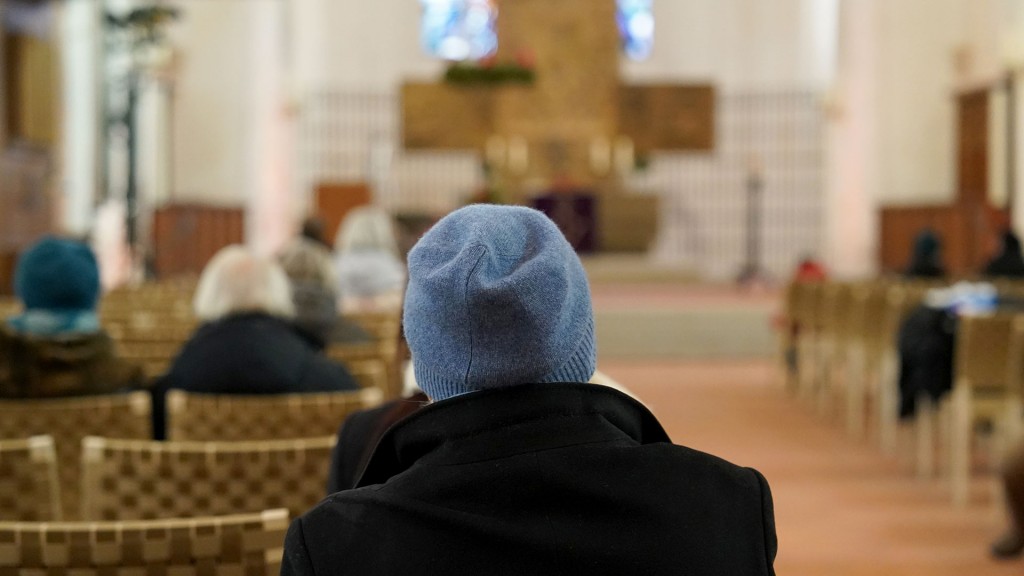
[[602, 360, 1024, 576]]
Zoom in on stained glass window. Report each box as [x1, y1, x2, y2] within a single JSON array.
[[618, 0, 653, 60], [419, 0, 498, 61]]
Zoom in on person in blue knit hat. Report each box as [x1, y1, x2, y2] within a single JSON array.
[[0, 236, 142, 397], [283, 205, 778, 576]]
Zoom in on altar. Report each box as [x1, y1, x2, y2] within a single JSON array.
[[401, 0, 715, 253]]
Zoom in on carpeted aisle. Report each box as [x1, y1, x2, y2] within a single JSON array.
[[602, 360, 1022, 576]]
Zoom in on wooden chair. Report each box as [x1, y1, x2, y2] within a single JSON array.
[[0, 392, 152, 519], [794, 281, 824, 402], [877, 283, 930, 456], [816, 282, 855, 414], [946, 313, 1016, 506], [166, 388, 383, 441], [81, 436, 334, 520], [0, 509, 288, 574], [843, 281, 889, 438], [341, 312, 403, 398], [0, 436, 61, 521], [779, 281, 801, 393]]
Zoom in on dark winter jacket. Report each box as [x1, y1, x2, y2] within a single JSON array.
[[285, 383, 777, 576]]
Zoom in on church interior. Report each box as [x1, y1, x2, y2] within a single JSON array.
[[3, 0, 1024, 573]]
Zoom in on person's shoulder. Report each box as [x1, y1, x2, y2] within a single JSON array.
[[647, 441, 767, 487]]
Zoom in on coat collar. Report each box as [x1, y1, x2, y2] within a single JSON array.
[[357, 383, 671, 488]]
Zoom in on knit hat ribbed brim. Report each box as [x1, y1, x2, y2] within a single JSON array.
[[403, 205, 597, 402]]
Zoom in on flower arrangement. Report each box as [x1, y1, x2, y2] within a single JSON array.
[[444, 49, 537, 86]]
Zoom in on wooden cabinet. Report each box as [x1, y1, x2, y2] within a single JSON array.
[[152, 205, 244, 278]]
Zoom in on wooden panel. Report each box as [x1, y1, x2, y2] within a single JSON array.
[[402, 82, 494, 150], [879, 203, 1006, 276], [619, 85, 716, 152], [0, 145, 54, 259], [315, 182, 372, 244], [3, 33, 56, 145], [957, 89, 989, 205], [152, 204, 244, 278]]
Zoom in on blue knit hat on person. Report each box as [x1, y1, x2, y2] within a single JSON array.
[[403, 204, 597, 402], [14, 236, 101, 311]]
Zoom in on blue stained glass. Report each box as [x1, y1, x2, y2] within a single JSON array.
[[617, 0, 653, 60], [420, 0, 498, 61]]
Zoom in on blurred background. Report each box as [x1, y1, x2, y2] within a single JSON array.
[[5, 0, 1024, 574]]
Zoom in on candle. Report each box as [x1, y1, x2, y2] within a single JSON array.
[[509, 136, 529, 175], [485, 135, 506, 168], [614, 135, 635, 176], [590, 136, 611, 176]]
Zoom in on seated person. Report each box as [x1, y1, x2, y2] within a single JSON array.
[[151, 245, 359, 439], [333, 206, 406, 313], [277, 237, 371, 349], [285, 205, 777, 576], [0, 237, 142, 397], [904, 229, 947, 279], [983, 230, 1024, 278]]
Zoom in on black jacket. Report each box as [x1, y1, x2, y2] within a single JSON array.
[[326, 391, 430, 494], [284, 384, 777, 576], [151, 312, 359, 439]]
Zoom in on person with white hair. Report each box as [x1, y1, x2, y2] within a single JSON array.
[[333, 206, 406, 312], [150, 245, 359, 439]]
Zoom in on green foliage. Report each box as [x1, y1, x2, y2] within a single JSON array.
[[444, 63, 535, 86]]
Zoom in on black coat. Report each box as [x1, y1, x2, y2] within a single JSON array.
[[326, 391, 429, 494], [284, 384, 777, 576], [151, 312, 359, 439]]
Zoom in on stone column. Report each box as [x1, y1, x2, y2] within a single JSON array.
[[58, 0, 101, 236], [822, 0, 877, 277], [245, 0, 294, 255]]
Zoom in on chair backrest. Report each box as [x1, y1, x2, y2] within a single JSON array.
[[81, 436, 334, 520], [0, 509, 288, 574], [166, 388, 382, 442], [819, 282, 855, 344], [0, 436, 61, 521], [793, 281, 823, 332], [848, 282, 888, 354], [0, 392, 152, 520], [955, 313, 1016, 389]]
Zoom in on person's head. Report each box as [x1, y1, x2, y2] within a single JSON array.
[[300, 217, 330, 249], [14, 236, 101, 312], [277, 238, 337, 294], [334, 206, 400, 258], [911, 229, 941, 262], [1002, 230, 1022, 256], [193, 245, 294, 322], [403, 205, 597, 402]]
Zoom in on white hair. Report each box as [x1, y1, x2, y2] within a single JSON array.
[[334, 206, 400, 258], [193, 245, 295, 322]]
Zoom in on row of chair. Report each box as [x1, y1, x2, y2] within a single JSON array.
[[1, 433, 334, 522], [0, 508, 288, 574], [98, 281, 405, 396], [784, 279, 1024, 506], [0, 389, 380, 520]]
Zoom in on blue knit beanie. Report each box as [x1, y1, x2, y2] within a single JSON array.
[[14, 237, 101, 311], [404, 205, 597, 401]]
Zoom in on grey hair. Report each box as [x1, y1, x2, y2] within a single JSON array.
[[334, 206, 400, 258], [193, 245, 295, 322], [277, 238, 338, 295]]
